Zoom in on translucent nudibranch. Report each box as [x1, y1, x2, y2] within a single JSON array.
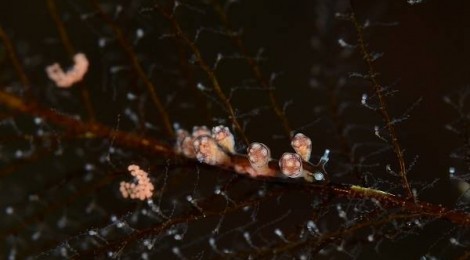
[[247, 142, 276, 177], [279, 152, 303, 178], [291, 133, 312, 161]]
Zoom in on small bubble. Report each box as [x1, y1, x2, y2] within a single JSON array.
[[60, 247, 68, 257], [84, 163, 94, 171], [338, 38, 351, 48], [31, 231, 41, 240], [136, 28, 144, 38], [449, 237, 458, 245], [15, 150, 23, 158], [209, 237, 216, 247], [407, 0, 423, 5], [98, 38, 106, 48], [5, 207, 14, 215], [274, 228, 284, 239], [28, 194, 39, 201], [449, 167, 455, 177], [116, 5, 123, 14], [141, 252, 149, 260], [197, 83, 207, 91], [8, 248, 16, 260], [34, 117, 42, 124], [57, 216, 67, 228], [127, 92, 137, 100], [143, 239, 154, 250], [172, 247, 181, 255], [361, 94, 368, 105], [313, 172, 324, 181], [307, 220, 319, 234]]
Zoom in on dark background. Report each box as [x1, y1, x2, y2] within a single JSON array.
[[0, 0, 468, 258]]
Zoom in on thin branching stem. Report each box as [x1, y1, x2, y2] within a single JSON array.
[[90, 0, 175, 138], [211, 0, 294, 137], [327, 82, 365, 184], [237, 213, 423, 257], [156, 3, 249, 145], [0, 25, 31, 95], [349, 11, 414, 200]]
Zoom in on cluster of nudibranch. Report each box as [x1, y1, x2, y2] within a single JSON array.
[[174, 125, 330, 182]]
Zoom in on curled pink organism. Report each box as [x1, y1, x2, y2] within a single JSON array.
[[46, 53, 89, 88], [193, 135, 230, 166], [247, 142, 275, 177], [212, 125, 235, 153], [279, 152, 303, 178], [120, 164, 154, 201], [291, 133, 312, 161]]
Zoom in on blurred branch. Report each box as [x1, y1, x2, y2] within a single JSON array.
[[0, 25, 31, 95]]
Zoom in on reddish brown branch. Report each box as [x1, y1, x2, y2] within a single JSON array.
[[0, 90, 172, 156], [0, 90, 468, 228], [349, 12, 414, 200]]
